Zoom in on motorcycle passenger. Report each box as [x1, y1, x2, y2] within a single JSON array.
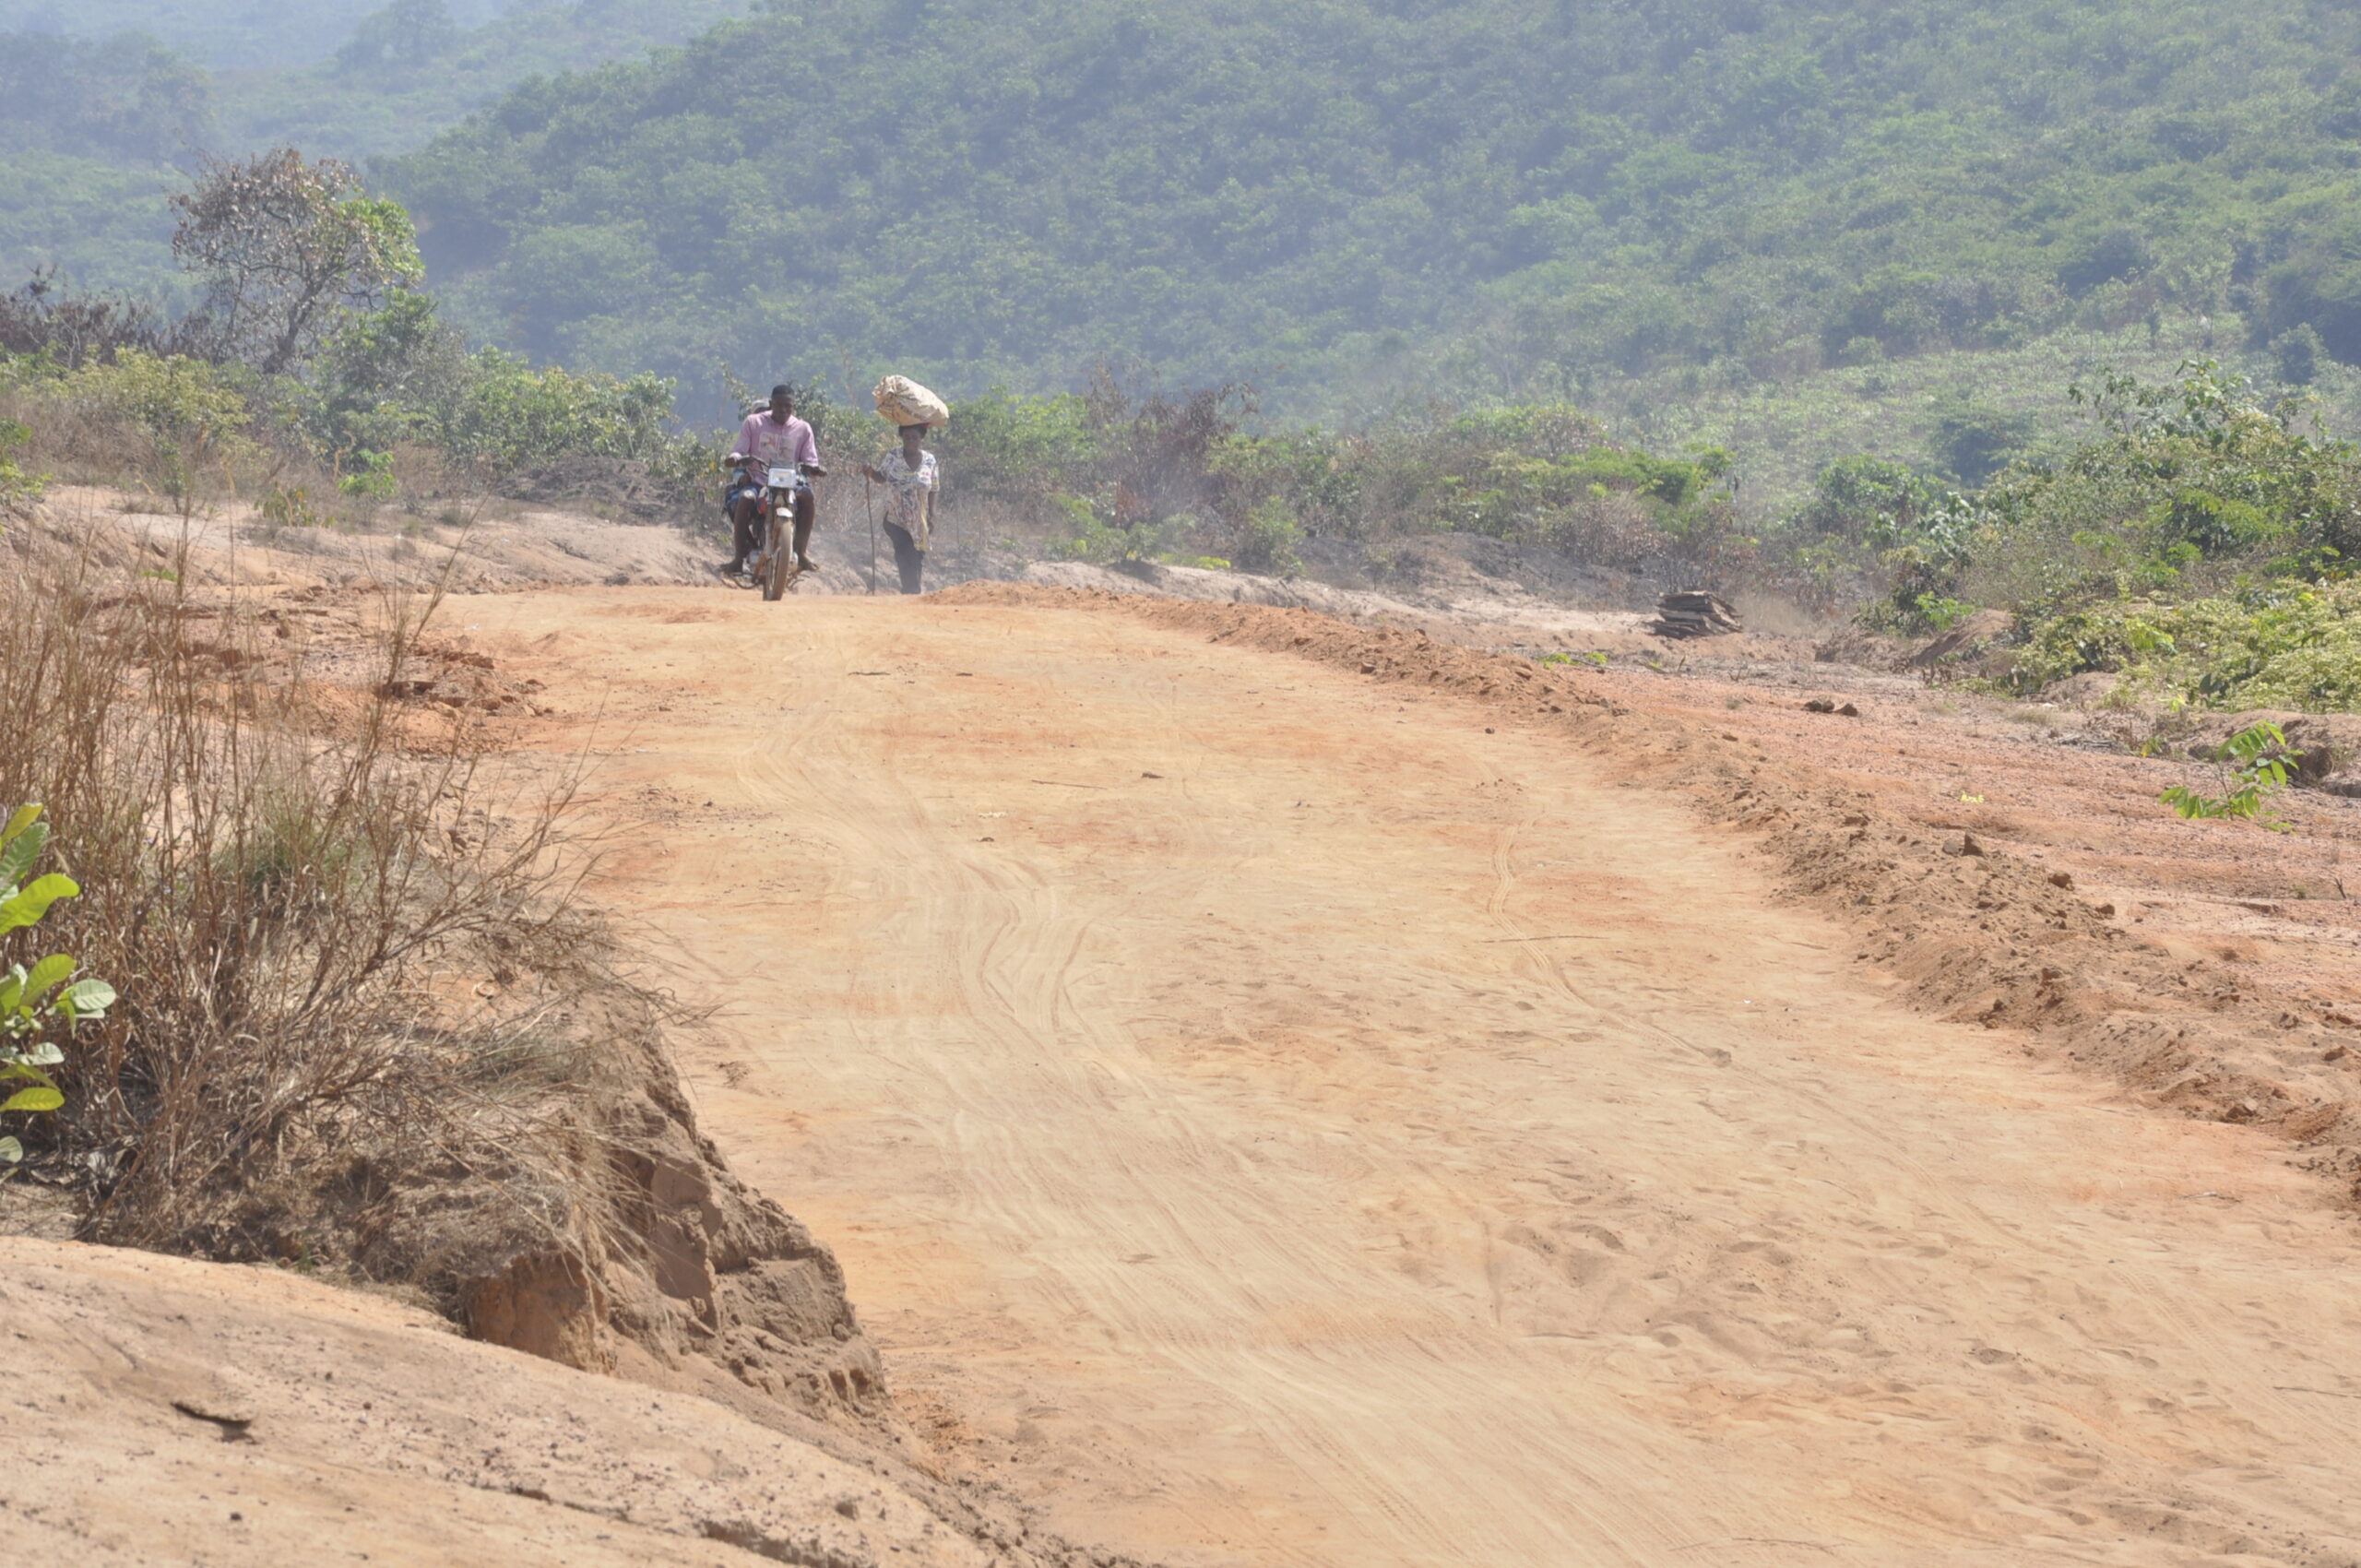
[[725, 384, 826, 578]]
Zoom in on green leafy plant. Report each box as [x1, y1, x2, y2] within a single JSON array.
[[0, 805, 116, 1164], [53, 350, 257, 520], [0, 419, 44, 516], [1044, 493, 1180, 564], [338, 447, 397, 498], [1912, 594, 1977, 633], [2159, 722, 2293, 825], [260, 482, 327, 529], [1231, 497, 1304, 576]]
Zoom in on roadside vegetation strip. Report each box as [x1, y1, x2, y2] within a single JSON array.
[[0, 520, 900, 1429], [941, 582, 2359, 1200]]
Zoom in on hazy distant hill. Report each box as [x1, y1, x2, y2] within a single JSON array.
[[0, 0, 750, 291], [379, 0, 2361, 413], [0, 0, 486, 68]]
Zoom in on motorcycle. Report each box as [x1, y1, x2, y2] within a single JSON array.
[[733, 460, 815, 600]]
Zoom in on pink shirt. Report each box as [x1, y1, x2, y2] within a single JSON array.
[[733, 411, 818, 471]]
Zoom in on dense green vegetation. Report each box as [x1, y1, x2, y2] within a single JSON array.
[[1770, 361, 2361, 710], [0, 0, 478, 67], [921, 381, 1738, 578], [12, 0, 2361, 509], [376, 0, 2361, 418], [0, 154, 704, 521], [0, 0, 753, 295], [215, 0, 751, 160], [8, 0, 2361, 716], [0, 0, 748, 166]]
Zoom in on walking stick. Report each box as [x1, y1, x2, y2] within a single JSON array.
[[864, 474, 877, 595]]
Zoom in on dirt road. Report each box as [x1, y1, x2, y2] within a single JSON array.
[[481, 588, 2361, 1568]]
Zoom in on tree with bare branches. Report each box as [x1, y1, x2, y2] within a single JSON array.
[[171, 148, 423, 375]]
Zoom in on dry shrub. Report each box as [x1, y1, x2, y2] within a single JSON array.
[[0, 376, 160, 488], [0, 510, 884, 1422], [0, 268, 217, 368], [1547, 492, 1664, 570], [0, 508, 627, 1303]]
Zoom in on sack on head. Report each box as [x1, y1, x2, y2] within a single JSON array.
[[873, 374, 950, 429]]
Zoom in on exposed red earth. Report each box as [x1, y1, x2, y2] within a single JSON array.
[[24, 505, 2361, 1564]]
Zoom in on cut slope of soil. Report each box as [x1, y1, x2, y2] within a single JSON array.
[[3, 1235, 1029, 1567]]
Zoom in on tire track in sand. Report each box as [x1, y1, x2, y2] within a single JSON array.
[[490, 591, 2361, 1568]]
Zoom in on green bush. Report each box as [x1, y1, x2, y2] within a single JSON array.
[[1928, 396, 2036, 487], [338, 447, 397, 497], [2010, 581, 2361, 710], [2161, 722, 2293, 823], [54, 350, 259, 511], [63, 350, 255, 457], [1043, 493, 1171, 564], [1844, 363, 2361, 695], [0, 419, 41, 515], [932, 386, 1097, 502], [1231, 498, 1304, 576], [433, 349, 679, 474], [0, 805, 117, 1165]]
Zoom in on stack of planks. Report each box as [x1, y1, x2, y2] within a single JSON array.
[[1649, 590, 1742, 639]]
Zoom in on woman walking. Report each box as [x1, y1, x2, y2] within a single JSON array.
[[862, 423, 939, 595]]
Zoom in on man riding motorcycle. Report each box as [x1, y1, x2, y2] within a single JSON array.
[[724, 384, 826, 579]]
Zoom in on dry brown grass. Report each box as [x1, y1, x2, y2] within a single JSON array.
[[0, 507, 641, 1306]]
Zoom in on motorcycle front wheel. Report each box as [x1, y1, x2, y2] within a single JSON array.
[[760, 509, 789, 601]]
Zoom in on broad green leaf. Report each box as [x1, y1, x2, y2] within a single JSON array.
[[0, 819, 47, 895], [0, 873, 78, 935], [61, 979, 115, 1017], [1, 1086, 63, 1114], [20, 954, 75, 1010], [21, 1042, 62, 1067], [0, 964, 23, 1016], [0, 804, 40, 850], [0, 1063, 55, 1087], [0, 1136, 21, 1164]]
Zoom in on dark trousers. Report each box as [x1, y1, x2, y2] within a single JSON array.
[[731, 489, 813, 566], [883, 523, 923, 594]]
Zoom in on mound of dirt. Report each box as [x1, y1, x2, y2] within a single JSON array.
[[937, 582, 2361, 1199], [1813, 624, 1907, 668], [462, 1018, 894, 1429], [1003, 559, 1657, 651], [1905, 607, 2016, 670], [2173, 709, 2361, 795], [2, 1233, 1071, 1567], [26, 485, 721, 595]]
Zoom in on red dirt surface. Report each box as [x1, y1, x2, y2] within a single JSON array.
[[946, 584, 2361, 1200]]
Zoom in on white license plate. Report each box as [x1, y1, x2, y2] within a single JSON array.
[[766, 466, 799, 487]]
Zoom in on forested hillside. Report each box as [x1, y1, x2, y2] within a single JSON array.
[[0, 0, 419, 68], [383, 0, 2361, 419], [0, 0, 751, 291], [8, 0, 2361, 508]]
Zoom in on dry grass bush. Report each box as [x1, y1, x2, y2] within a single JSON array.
[[0, 381, 167, 491], [0, 510, 644, 1311], [1545, 493, 1665, 572]]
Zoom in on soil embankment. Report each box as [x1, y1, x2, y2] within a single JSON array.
[[457, 583, 2361, 1568], [4, 1234, 989, 1567]]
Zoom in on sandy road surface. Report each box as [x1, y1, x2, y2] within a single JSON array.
[[479, 588, 2361, 1568]]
